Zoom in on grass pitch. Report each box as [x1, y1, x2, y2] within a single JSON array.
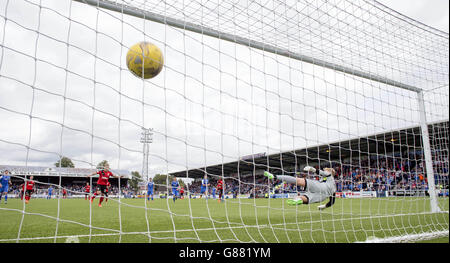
[[0, 197, 448, 243]]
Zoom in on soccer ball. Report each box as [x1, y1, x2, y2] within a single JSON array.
[[126, 41, 164, 79]]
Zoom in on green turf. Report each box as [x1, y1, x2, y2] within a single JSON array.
[[0, 197, 448, 243], [416, 236, 449, 243]]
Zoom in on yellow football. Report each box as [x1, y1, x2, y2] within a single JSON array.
[[126, 41, 164, 79]]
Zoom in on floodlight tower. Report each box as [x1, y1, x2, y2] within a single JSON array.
[[140, 128, 153, 181]]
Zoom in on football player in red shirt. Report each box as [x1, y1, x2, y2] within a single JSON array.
[[19, 183, 24, 200], [84, 182, 91, 200], [24, 176, 36, 204], [217, 177, 224, 203], [180, 187, 184, 199], [105, 181, 111, 203], [87, 163, 122, 207], [62, 188, 67, 199]]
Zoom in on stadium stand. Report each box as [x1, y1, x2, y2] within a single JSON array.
[[0, 165, 132, 197], [176, 121, 449, 198]]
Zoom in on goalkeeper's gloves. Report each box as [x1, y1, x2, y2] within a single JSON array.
[[303, 166, 332, 177], [263, 171, 275, 180], [287, 198, 303, 205], [303, 166, 316, 173]]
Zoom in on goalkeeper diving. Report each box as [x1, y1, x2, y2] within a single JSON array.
[[264, 166, 336, 210]]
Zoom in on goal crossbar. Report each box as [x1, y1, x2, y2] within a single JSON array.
[[73, 0, 422, 93]]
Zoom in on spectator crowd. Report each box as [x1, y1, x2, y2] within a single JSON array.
[[1, 151, 448, 198]]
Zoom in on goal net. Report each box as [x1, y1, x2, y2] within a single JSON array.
[[0, 0, 448, 243]]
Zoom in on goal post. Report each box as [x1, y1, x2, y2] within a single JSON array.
[[417, 90, 440, 213]]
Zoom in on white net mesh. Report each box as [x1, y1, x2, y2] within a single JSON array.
[[0, 0, 448, 243], [122, 0, 449, 89]]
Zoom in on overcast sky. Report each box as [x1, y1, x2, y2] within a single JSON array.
[[377, 0, 449, 33], [0, 0, 448, 177]]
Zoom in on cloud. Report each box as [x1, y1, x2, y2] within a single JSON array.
[[377, 0, 449, 33]]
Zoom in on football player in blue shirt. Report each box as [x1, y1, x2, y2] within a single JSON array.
[[147, 178, 154, 201], [0, 170, 12, 204], [200, 175, 209, 199], [47, 186, 53, 200], [171, 177, 180, 203], [212, 187, 216, 199]]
